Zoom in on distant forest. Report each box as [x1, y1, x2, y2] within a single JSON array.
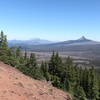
[[0, 31, 100, 100]]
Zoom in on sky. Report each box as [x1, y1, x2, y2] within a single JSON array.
[[0, 0, 100, 41]]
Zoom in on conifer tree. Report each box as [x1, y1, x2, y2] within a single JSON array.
[[73, 85, 87, 100], [87, 67, 98, 100], [29, 53, 37, 67], [48, 51, 56, 75], [0, 31, 9, 62], [24, 50, 27, 60], [48, 52, 63, 76], [63, 79, 71, 92], [40, 61, 49, 81], [0, 31, 8, 48], [16, 47, 21, 58], [54, 52, 63, 77]]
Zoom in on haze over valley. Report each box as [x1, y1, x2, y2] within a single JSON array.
[[8, 36, 100, 68]]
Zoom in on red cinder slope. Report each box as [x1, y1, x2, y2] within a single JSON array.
[[0, 62, 72, 100]]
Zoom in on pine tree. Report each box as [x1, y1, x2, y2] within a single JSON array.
[[54, 52, 63, 77], [48, 51, 56, 75], [87, 67, 98, 100], [24, 50, 27, 60], [73, 85, 87, 100], [0, 31, 8, 48], [0, 31, 9, 63], [29, 53, 37, 67], [40, 61, 49, 81], [48, 52, 63, 77], [63, 57, 74, 83], [16, 47, 21, 58], [63, 79, 71, 92]]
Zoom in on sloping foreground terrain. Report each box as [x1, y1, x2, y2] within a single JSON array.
[[0, 62, 72, 100]]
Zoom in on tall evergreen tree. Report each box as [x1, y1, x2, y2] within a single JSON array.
[[87, 67, 98, 100], [40, 61, 49, 81], [73, 85, 87, 100], [48, 51, 56, 75], [48, 52, 63, 77]]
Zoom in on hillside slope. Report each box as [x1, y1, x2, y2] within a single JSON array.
[[0, 62, 72, 100]]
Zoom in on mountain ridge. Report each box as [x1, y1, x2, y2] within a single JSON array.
[[8, 38, 53, 46], [42, 36, 99, 46], [8, 36, 100, 46], [8, 37, 100, 54]]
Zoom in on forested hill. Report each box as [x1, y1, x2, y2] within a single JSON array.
[[0, 31, 100, 100]]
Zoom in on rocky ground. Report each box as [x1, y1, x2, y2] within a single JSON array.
[[0, 62, 72, 100]]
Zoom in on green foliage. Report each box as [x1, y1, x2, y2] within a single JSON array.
[[0, 31, 99, 100], [48, 52, 63, 77], [48, 52, 99, 100], [73, 85, 87, 100], [40, 61, 50, 81]]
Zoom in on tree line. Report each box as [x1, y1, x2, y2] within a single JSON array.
[[0, 31, 100, 100]]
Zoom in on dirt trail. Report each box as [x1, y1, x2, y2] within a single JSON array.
[[0, 62, 72, 100]]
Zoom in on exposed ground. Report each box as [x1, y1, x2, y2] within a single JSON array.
[[25, 51, 100, 68], [0, 62, 72, 100]]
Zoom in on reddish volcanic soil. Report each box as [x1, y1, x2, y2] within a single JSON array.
[[0, 62, 72, 100]]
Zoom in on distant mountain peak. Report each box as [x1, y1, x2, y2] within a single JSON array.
[[78, 36, 89, 41]]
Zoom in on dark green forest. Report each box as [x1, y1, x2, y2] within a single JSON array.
[[0, 31, 100, 100]]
